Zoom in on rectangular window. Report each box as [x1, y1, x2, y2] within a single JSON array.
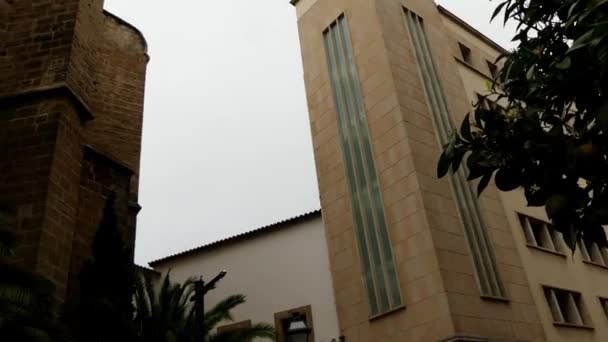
[[323, 14, 402, 316], [519, 214, 565, 254], [486, 60, 498, 78], [543, 287, 590, 327], [403, 8, 506, 299], [579, 239, 608, 266], [458, 42, 472, 64]]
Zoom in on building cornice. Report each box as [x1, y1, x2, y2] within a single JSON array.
[[437, 5, 509, 55], [102, 10, 151, 63], [288, 2, 509, 56], [0, 83, 94, 121], [84, 144, 135, 176]]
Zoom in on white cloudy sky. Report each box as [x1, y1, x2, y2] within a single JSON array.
[[102, 0, 516, 265]]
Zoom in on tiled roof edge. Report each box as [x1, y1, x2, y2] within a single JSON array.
[[148, 209, 322, 266]]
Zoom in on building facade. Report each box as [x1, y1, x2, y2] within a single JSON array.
[[149, 211, 341, 342], [0, 0, 148, 310], [289, 0, 608, 341]]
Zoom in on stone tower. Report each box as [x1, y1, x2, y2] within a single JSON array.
[[0, 0, 148, 307], [291, 0, 547, 341]]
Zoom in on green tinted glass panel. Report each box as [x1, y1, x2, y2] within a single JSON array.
[[323, 15, 402, 315], [403, 9, 506, 298]]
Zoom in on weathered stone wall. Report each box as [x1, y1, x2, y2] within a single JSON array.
[[85, 12, 148, 194], [0, 0, 148, 306], [0, 92, 85, 300], [0, 0, 79, 96]]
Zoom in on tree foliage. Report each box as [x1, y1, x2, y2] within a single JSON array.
[[133, 271, 274, 342], [76, 193, 136, 342], [438, 0, 608, 251], [0, 203, 70, 342]]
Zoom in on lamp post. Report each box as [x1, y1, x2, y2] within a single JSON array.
[[285, 313, 311, 342], [191, 270, 227, 342]]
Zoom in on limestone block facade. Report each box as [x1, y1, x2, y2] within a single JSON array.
[[291, 0, 608, 341]]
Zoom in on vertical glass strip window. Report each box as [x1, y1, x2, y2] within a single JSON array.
[[403, 9, 507, 299], [323, 14, 402, 316]]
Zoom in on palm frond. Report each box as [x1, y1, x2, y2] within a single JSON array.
[[0, 285, 35, 310], [18, 325, 53, 342], [178, 277, 196, 306], [207, 323, 275, 342], [134, 271, 200, 342], [0, 208, 68, 342], [0, 263, 54, 318], [203, 294, 246, 331], [0, 263, 54, 295], [133, 273, 273, 342], [134, 274, 152, 332]]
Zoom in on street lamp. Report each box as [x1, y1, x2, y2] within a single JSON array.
[[285, 313, 311, 342], [192, 270, 227, 342]]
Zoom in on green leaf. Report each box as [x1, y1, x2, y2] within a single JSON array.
[[597, 102, 608, 130], [590, 37, 602, 47], [460, 113, 473, 141], [566, 16, 578, 28], [560, 222, 578, 253], [525, 186, 548, 207], [594, 197, 608, 224], [589, 0, 608, 12], [567, 0, 580, 19], [568, 29, 595, 53], [451, 148, 467, 173], [491, 2, 508, 22], [504, 2, 517, 25], [495, 52, 509, 64], [467, 163, 489, 181], [474, 107, 484, 127], [495, 168, 520, 191], [586, 225, 608, 247], [437, 150, 451, 178], [526, 65, 535, 80], [555, 56, 571, 70], [598, 44, 608, 63], [477, 173, 492, 196], [546, 194, 569, 219]]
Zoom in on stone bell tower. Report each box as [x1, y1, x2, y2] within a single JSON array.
[[0, 0, 148, 306]]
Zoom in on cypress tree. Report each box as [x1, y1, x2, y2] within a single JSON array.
[[78, 193, 135, 342]]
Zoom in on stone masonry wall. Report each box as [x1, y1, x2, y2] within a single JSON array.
[[372, 0, 545, 340], [0, 95, 63, 269], [0, 0, 148, 199], [0, 0, 148, 305], [0, 0, 79, 96], [85, 12, 148, 194], [297, 1, 454, 340], [0, 93, 85, 301], [295, 0, 545, 340]]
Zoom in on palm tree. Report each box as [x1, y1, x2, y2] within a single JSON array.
[[0, 204, 70, 342], [134, 271, 274, 342]]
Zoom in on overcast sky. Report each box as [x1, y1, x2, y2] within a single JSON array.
[[103, 0, 516, 265]]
